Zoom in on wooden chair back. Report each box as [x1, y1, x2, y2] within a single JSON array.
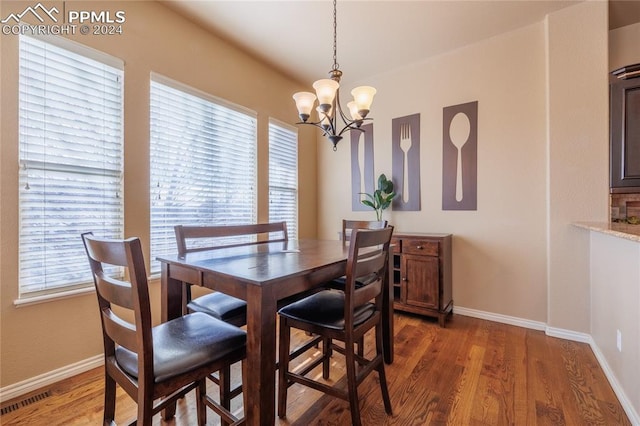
[[81, 233, 155, 397], [83, 232, 249, 425], [175, 221, 288, 256], [344, 227, 394, 320], [342, 220, 388, 242]]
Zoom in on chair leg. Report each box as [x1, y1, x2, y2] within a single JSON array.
[[278, 317, 291, 418], [196, 379, 207, 426], [219, 365, 232, 426], [241, 359, 248, 421], [322, 336, 329, 379], [375, 324, 393, 414], [138, 391, 154, 426], [322, 336, 332, 379], [182, 282, 192, 316], [103, 373, 116, 426], [345, 339, 362, 426]]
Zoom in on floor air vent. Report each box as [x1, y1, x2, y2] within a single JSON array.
[[0, 390, 51, 416]]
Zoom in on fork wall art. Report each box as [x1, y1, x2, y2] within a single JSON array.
[[442, 101, 478, 211], [391, 113, 421, 211]]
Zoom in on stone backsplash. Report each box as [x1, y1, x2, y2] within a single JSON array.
[[611, 193, 640, 223]]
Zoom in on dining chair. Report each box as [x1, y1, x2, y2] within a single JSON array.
[[328, 219, 388, 357], [174, 221, 287, 410], [277, 227, 394, 426], [174, 222, 288, 324], [341, 219, 388, 242], [81, 232, 246, 426], [330, 219, 388, 288]]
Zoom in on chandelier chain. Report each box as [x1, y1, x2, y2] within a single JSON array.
[[332, 0, 339, 71]]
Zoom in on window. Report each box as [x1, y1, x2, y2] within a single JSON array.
[[18, 35, 124, 298], [268, 120, 298, 239], [150, 75, 257, 272]]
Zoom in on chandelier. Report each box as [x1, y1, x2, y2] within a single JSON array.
[[292, 0, 377, 151]]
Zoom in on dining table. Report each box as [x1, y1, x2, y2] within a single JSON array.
[[158, 238, 394, 426]]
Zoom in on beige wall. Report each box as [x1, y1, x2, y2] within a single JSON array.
[[590, 19, 640, 421], [319, 1, 608, 326], [590, 233, 640, 419], [546, 1, 609, 332], [0, 1, 317, 388]]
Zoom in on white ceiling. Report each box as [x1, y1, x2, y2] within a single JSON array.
[[162, 0, 630, 87]]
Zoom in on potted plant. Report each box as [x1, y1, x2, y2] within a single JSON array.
[[360, 174, 397, 220]]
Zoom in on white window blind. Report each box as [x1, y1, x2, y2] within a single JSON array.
[[268, 120, 298, 239], [18, 35, 124, 297], [150, 76, 257, 272]]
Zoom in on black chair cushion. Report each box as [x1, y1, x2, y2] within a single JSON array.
[[325, 272, 379, 290], [115, 312, 246, 383], [278, 290, 375, 331], [187, 292, 247, 326]]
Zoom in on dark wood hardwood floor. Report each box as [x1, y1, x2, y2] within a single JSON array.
[[0, 313, 630, 425]]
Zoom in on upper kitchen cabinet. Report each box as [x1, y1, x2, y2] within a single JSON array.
[[610, 63, 640, 193]]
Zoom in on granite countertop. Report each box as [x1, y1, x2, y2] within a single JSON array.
[[573, 221, 640, 242]]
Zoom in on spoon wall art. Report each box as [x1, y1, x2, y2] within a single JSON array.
[[443, 101, 478, 210]]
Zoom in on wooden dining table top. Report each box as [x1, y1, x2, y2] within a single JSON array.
[[160, 239, 354, 284]]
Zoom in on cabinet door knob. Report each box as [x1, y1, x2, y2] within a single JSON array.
[[416, 245, 423, 249], [402, 277, 407, 281]]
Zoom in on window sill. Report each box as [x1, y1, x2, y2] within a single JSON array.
[[14, 274, 160, 308], [14, 286, 95, 307]]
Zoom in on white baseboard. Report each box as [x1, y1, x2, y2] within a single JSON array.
[[545, 325, 592, 343], [588, 336, 640, 426], [454, 306, 640, 426], [0, 354, 103, 403], [453, 306, 547, 331]]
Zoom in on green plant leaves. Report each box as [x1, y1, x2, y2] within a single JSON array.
[[378, 173, 394, 194], [360, 174, 397, 219]]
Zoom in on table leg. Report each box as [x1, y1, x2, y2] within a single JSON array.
[[160, 262, 183, 419], [244, 286, 277, 425], [382, 250, 394, 364], [161, 263, 183, 322]]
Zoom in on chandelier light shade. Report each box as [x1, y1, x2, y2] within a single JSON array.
[[292, 0, 376, 150], [292, 92, 317, 121], [351, 86, 377, 115], [346, 101, 361, 120], [313, 79, 340, 108]]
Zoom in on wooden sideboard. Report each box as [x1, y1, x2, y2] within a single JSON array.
[[391, 233, 453, 327]]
